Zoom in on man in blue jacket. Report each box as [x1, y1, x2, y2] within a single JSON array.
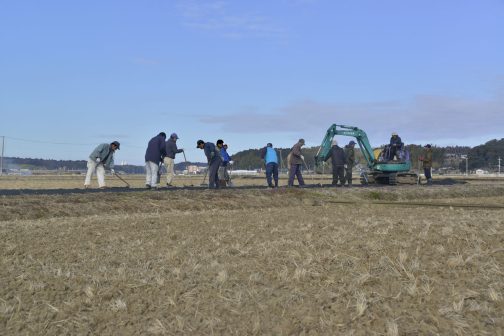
[[84, 141, 120, 189], [145, 132, 166, 189], [197, 139, 222, 189], [260, 143, 279, 188], [217, 140, 233, 186]]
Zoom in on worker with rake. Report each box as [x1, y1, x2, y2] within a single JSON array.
[[288, 138, 306, 187], [84, 141, 120, 189], [323, 139, 346, 187], [197, 139, 222, 189], [164, 133, 184, 188], [260, 142, 279, 188], [217, 140, 233, 187], [419, 144, 433, 185], [344, 140, 356, 186], [145, 132, 167, 189]]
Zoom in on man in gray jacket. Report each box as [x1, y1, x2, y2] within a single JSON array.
[[164, 133, 184, 187], [288, 138, 306, 187], [323, 139, 346, 186], [84, 141, 120, 189]]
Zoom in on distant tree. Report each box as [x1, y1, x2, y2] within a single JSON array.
[[461, 139, 504, 171]]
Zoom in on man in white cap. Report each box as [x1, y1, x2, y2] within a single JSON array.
[[164, 133, 184, 187]]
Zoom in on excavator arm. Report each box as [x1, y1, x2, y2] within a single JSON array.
[[314, 124, 376, 169]]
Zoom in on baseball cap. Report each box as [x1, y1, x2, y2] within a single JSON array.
[[111, 141, 120, 150], [349, 140, 356, 145], [171, 133, 179, 139]]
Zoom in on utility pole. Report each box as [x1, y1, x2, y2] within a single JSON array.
[[461, 155, 468, 176], [499, 157, 501, 176], [0, 136, 4, 176]]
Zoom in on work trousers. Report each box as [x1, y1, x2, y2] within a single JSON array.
[[163, 157, 175, 185], [221, 162, 231, 182], [424, 167, 432, 180], [288, 163, 305, 186], [345, 165, 353, 185], [145, 161, 160, 187], [266, 162, 279, 187], [332, 165, 345, 186], [208, 158, 222, 189], [84, 159, 106, 187]]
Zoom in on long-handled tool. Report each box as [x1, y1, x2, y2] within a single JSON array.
[[114, 172, 130, 188], [181, 150, 193, 186], [302, 159, 315, 185], [156, 162, 163, 185], [200, 169, 208, 186]]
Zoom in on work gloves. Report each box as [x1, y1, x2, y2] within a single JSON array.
[[95, 158, 101, 163], [111, 169, 115, 174], [229, 160, 234, 165], [344, 165, 348, 169], [300, 155, 305, 161]]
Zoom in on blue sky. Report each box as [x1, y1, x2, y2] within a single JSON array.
[[1, 0, 503, 165]]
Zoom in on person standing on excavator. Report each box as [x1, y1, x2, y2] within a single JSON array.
[[344, 140, 356, 186], [388, 132, 403, 160]]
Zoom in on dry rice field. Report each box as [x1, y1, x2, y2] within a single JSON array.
[[1, 177, 504, 335]]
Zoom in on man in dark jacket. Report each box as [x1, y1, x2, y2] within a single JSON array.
[[197, 139, 222, 189], [260, 143, 279, 187], [164, 133, 184, 187], [388, 132, 403, 160], [288, 139, 306, 187], [344, 140, 356, 186], [145, 132, 166, 189], [324, 139, 346, 186]]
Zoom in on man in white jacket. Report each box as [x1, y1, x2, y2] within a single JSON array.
[[84, 141, 120, 189]]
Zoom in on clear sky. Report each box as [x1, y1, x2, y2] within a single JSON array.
[[1, 0, 503, 165]]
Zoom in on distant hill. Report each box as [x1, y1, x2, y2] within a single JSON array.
[[463, 138, 504, 171]]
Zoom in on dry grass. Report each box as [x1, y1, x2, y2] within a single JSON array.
[[1, 182, 504, 335]]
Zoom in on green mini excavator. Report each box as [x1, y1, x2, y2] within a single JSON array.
[[314, 124, 418, 185]]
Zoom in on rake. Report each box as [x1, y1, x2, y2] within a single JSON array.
[[114, 172, 130, 188]]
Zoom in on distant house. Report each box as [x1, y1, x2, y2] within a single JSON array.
[[230, 170, 258, 176]]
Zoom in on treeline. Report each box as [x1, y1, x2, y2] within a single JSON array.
[[2, 157, 204, 174], [3, 139, 502, 173]]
